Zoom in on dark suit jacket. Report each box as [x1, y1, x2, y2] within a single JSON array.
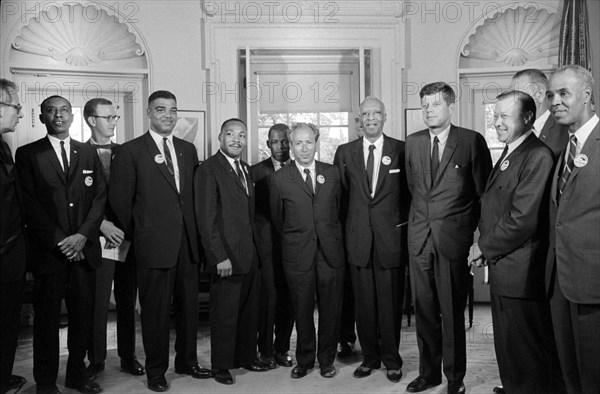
[[546, 120, 600, 304], [109, 132, 199, 268], [0, 137, 26, 282], [539, 112, 569, 159], [334, 135, 410, 268], [406, 125, 492, 260], [16, 137, 106, 274], [195, 151, 258, 275], [87, 140, 119, 223], [478, 133, 554, 298], [250, 158, 280, 265], [270, 161, 345, 271]]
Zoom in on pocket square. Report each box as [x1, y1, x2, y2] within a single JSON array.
[[396, 221, 408, 227], [389, 169, 400, 174], [83, 170, 93, 174]]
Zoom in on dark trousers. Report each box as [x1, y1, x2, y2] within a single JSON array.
[[491, 292, 564, 394], [550, 270, 600, 394], [33, 263, 95, 386], [0, 278, 24, 390], [339, 262, 356, 345], [88, 254, 139, 364], [209, 261, 260, 370], [257, 252, 294, 358], [409, 235, 468, 386], [137, 232, 198, 379], [285, 248, 344, 368], [351, 254, 404, 370]]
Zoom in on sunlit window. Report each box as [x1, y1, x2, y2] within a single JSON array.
[[483, 103, 504, 165], [257, 112, 349, 164]]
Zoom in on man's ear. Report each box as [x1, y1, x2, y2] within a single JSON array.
[[39, 114, 45, 124]]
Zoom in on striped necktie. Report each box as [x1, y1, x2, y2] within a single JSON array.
[[557, 134, 577, 201]]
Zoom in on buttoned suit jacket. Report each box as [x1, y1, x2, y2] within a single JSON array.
[[16, 137, 106, 274], [109, 132, 200, 268], [546, 122, 600, 304], [406, 125, 492, 260], [0, 138, 26, 282], [539, 113, 569, 159], [269, 161, 345, 271], [478, 133, 554, 298], [195, 150, 258, 275], [334, 135, 410, 268]]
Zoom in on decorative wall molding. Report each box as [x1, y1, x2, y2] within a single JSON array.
[[12, 3, 144, 66], [461, 6, 560, 67]]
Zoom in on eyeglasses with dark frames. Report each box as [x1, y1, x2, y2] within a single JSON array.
[[90, 115, 121, 122]]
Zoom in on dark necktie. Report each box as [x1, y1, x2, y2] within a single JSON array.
[[0, 137, 14, 173], [95, 146, 111, 180], [235, 159, 247, 194], [60, 141, 69, 178], [494, 145, 509, 172], [558, 134, 577, 201], [431, 136, 439, 185], [304, 168, 314, 196], [366, 144, 375, 193], [163, 138, 175, 177]]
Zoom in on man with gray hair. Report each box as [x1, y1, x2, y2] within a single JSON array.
[[0, 78, 27, 394], [270, 122, 345, 379], [511, 68, 568, 158], [546, 64, 600, 394]]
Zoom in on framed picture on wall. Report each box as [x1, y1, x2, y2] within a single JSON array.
[[172, 110, 206, 161], [405, 108, 426, 137]]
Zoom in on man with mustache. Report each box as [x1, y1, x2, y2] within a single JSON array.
[[195, 118, 268, 385], [109, 91, 211, 392], [16, 95, 106, 394]]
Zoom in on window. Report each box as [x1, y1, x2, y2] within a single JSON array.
[[257, 112, 349, 164], [483, 103, 504, 165]]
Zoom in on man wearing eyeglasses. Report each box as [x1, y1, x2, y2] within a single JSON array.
[[0, 78, 27, 394], [15, 95, 106, 394], [83, 98, 145, 381]]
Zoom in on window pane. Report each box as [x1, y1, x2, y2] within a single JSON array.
[[318, 127, 349, 164], [289, 113, 318, 124], [319, 112, 349, 125], [258, 127, 271, 162], [258, 113, 287, 126]]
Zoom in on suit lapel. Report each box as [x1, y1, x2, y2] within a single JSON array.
[[291, 162, 313, 198], [173, 138, 185, 193], [373, 136, 395, 196], [564, 123, 600, 190], [144, 132, 178, 193], [484, 133, 534, 193], [67, 140, 80, 183], [42, 138, 67, 185], [350, 138, 372, 197], [216, 151, 248, 197], [434, 126, 458, 187], [418, 133, 432, 188], [314, 161, 324, 197]]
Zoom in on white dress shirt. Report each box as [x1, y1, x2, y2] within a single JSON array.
[[363, 134, 384, 197], [149, 129, 180, 192], [295, 160, 316, 190], [220, 150, 248, 194], [505, 129, 533, 158], [533, 109, 551, 137], [47, 134, 71, 171], [564, 114, 599, 159], [429, 124, 451, 161], [271, 157, 290, 172]]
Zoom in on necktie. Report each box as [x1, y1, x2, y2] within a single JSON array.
[[95, 146, 111, 180], [94, 144, 112, 149], [304, 168, 314, 196], [558, 134, 577, 200], [494, 145, 509, 172], [431, 136, 439, 185], [366, 144, 375, 193], [235, 159, 248, 194], [0, 138, 14, 173], [60, 141, 69, 178], [163, 138, 175, 177]]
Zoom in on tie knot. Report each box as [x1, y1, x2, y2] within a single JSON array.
[[304, 168, 310, 175], [569, 134, 577, 143], [433, 136, 439, 143], [60, 141, 65, 146], [369, 144, 375, 152]]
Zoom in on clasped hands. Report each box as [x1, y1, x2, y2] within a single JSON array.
[[58, 233, 87, 262], [468, 243, 487, 267]]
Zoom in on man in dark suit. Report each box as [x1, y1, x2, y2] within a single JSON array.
[[83, 98, 144, 379], [16, 95, 106, 394], [270, 122, 345, 379], [405, 83, 492, 394], [250, 123, 294, 369], [109, 91, 211, 392], [511, 68, 568, 158], [546, 65, 600, 394], [195, 118, 268, 386], [0, 78, 27, 394], [470, 91, 563, 394], [334, 97, 410, 383]]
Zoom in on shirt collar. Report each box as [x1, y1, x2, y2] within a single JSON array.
[[295, 160, 315, 173], [149, 128, 173, 146], [506, 129, 533, 155], [429, 124, 451, 144], [571, 113, 599, 147], [363, 134, 384, 150], [219, 149, 243, 167], [271, 157, 290, 169], [47, 134, 71, 146]]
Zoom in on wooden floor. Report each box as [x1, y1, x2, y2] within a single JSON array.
[[9, 303, 501, 394]]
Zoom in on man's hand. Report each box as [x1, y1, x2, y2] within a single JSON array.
[[58, 234, 87, 259], [100, 220, 124, 249], [468, 243, 486, 267], [71, 251, 85, 262], [216, 259, 233, 277]]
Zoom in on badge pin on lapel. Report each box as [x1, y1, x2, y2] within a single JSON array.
[[154, 154, 165, 164], [382, 156, 391, 166], [574, 154, 588, 168], [317, 175, 325, 184], [500, 160, 509, 171], [84, 176, 93, 186]]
